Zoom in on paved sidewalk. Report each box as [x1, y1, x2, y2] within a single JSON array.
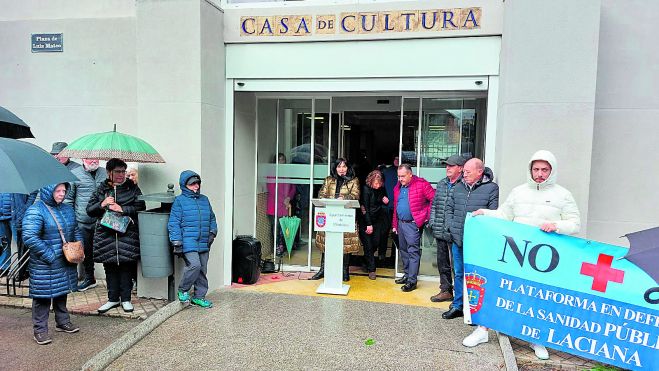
[[511, 337, 619, 371], [0, 278, 168, 319], [108, 289, 507, 371]]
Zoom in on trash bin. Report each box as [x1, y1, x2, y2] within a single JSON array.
[[138, 184, 176, 278]]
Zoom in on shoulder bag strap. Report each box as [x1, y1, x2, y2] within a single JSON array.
[[41, 201, 68, 244]]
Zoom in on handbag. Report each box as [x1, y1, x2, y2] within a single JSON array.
[[43, 202, 85, 264], [100, 210, 131, 233]]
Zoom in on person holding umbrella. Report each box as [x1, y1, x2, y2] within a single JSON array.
[[87, 158, 145, 313], [168, 171, 217, 308], [22, 183, 82, 345]]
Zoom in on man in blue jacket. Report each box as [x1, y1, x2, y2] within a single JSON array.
[[168, 171, 217, 308]]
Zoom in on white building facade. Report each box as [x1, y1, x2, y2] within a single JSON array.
[[1, 0, 657, 295]]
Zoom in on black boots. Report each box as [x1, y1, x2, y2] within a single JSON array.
[[310, 254, 325, 280]]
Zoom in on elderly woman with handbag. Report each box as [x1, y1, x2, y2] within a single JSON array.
[[22, 183, 83, 345], [86, 158, 145, 314], [310, 158, 361, 282]]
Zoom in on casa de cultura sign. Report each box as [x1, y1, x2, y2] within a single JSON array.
[[240, 7, 481, 37]]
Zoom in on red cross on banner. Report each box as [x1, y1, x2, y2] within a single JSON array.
[[580, 253, 625, 292]]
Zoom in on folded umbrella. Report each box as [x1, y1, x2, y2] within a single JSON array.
[[0, 106, 34, 139], [279, 215, 301, 259], [0, 138, 78, 194], [58, 125, 165, 163]]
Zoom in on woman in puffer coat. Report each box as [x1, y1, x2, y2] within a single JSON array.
[[86, 158, 145, 314], [168, 170, 217, 308], [310, 158, 361, 282], [22, 183, 82, 345]]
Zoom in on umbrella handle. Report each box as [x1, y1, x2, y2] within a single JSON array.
[[287, 203, 292, 217]]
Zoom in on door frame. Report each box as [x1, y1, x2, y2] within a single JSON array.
[[229, 77, 498, 284]]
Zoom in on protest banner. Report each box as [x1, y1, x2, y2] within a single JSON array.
[[463, 215, 658, 370]]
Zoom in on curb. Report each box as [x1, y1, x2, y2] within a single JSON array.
[[81, 300, 187, 371], [497, 331, 519, 371]]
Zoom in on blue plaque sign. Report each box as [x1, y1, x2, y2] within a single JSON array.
[[31, 33, 63, 53]]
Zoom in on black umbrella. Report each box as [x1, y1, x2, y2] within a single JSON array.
[[624, 227, 659, 304], [0, 138, 78, 194], [0, 106, 34, 139], [624, 226, 659, 283]]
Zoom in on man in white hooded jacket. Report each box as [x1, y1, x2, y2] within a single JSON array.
[[465, 150, 581, 360]]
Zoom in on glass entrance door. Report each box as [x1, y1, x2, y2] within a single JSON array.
[[255, 98, 330, 271], [254, 94, 487, 279]]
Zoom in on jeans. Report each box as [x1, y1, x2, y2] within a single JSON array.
[[398, 220, 422, 284], [451, 243, 464, 310]]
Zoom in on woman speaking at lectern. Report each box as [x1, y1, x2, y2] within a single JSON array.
[[310, 158, 361, 282]]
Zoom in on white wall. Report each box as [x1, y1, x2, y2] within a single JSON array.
[[495, 0, 601, 237], [0, 1, 137, 152], [588, 0, 659, 245]]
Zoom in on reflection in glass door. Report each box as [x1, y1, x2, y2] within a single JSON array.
[[256, 98, 331, 271], [255, 94, 487, 278]]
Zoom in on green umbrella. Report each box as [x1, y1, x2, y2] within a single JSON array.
[[279, 215, 301, 259], [58, 125, 165, 163]]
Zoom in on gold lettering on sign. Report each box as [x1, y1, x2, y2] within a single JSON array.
[[339, 13, 358, 33], [379, 11, 401, 32], [399, 11, 419, 32], [316, 15, 336, 34], [439, 9, 461, 31], [357, 13, 380, 34], [240, 17, 257, 36], [256, 16, 275, 36], [240, 7, 481, 36], [291, 15, 312, 36], [461, 7, 481, 29], [418, 10, 438, 31]]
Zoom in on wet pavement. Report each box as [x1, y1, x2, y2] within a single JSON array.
[[108, 289, 507, 371], [0, 306, 140, 371]]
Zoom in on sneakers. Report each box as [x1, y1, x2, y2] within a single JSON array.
[[178, 290, 190, 302], [97, 301, 120, 313], [463, 326, 489, 347], [77, 279, 97, 292], [55, 322, 80, 333], [531, 343, 550, 360], [368, 272, 377, 280], [430, 290, 454, 303], [33, 332, 52, 345], [121, 301, 134, 312], [190, 297, 213, 308]]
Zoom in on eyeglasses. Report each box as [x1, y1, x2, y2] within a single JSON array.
[[112, 170, 127, 174]]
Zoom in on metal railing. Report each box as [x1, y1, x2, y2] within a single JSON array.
[[0, 237, 30, 298]]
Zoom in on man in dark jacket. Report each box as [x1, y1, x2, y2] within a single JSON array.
[[65, 158, 107, 291], [442, 158, 499, 320], [428, 154, 466, 303]]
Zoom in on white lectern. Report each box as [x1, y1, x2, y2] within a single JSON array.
[[312, 198, 360, 295]]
